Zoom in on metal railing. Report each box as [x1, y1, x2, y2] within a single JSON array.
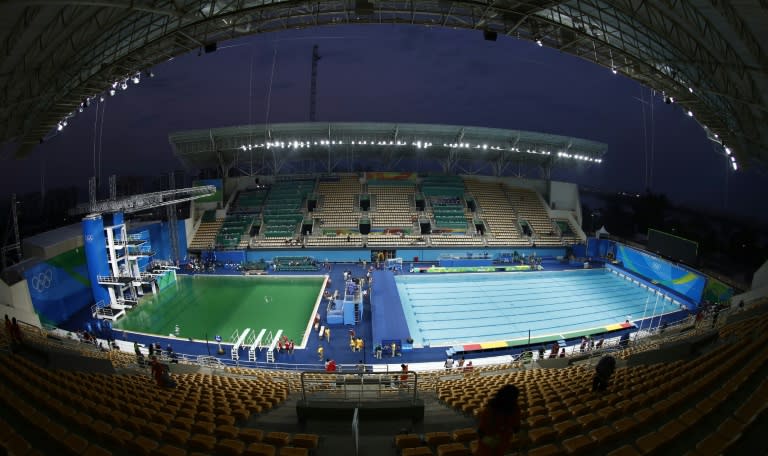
[[299, 370, 419, 405]]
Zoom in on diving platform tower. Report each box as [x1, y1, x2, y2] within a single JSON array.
[[77, 185, 216, 320]]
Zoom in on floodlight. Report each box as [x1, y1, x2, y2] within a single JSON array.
[[109, 89, 116, 96], [99, 96, 105, 102], [133, 75, 140, 84], [688, 87, 693, 93], [725, 147, 731, 155], [611, 68, 617, 74], [62, 120, 67, 126], [732, 162, 738, 171], [121, 81, 128, 90], [57, 123, 63, 131], [687, 110, 693, 117], [536, 39, 543, 47]]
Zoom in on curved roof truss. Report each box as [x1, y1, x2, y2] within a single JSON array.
[[168, 122, 607, 175], [1, 0, 765, 168]]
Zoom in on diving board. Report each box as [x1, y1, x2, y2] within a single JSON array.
[[248, 329, 267, 362], [265, 329, 283, 363], [230, 328, 251, 361]]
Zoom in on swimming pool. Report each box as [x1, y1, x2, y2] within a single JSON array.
[[395, 268, 680, 347]]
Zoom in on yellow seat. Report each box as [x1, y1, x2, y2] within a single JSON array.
[[435, 442, 470, 456], [605, 444, 642, 456], [150, 444, 187, 456], [450, 428, 477, 443], [561, 434, 597, 455], [528, 427, 557, 446], [162, 428, 190, 446], [403, 447, 433, 456], [425, 431, 452, 447], [553, 420, 580, 439], [278, 448, 307, 456], [216, 438, 246, 456], [188, 434, 217, 452], [290, 434, 319, 450], [215, 424, 240, 439], [395, 434, 422, 450], [127, 436, 160, 456], [527, 443, 564, 456], [238, 428, 264, 443], [83, 443, 113, 456], [244, 442, 276, 456], [263, 432, 290, 447], [635, 431, 670, 455]]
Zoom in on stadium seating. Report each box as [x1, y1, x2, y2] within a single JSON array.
[[506, 187, 561, 245], [257, 179, 315, 241], [2, 304, 766, 455], [463, 179, 526, 246], [368, 183, 418, 229], [314, 175, 362, 229], [189, 211, 224, 250]]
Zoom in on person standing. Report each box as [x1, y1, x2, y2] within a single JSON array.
[[4, 315, 13, 342], [10, 317, 22, 345], [592, 355, 616, 392], [476, 384, 521, 456]]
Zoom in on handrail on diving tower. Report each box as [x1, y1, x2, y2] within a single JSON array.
[[231, 328, 251, 361]]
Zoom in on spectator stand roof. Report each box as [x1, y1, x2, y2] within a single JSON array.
[[168, 122, 608, 176], [1, 1, 765, 170]]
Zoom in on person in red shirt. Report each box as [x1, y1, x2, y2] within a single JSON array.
[[476, 384, 521, 456], [325, 359, 337, 372]]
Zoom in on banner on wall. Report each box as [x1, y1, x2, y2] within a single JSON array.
[[701, 278, 734, 304], [24, 248, 93, 325], [193, 179, 223, 203], [365, 172, 417, 182], [615, 244, 706, 303]]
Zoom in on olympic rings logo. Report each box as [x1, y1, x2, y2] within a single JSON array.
[[31, 269, 53, 293], [85, 234, 95, 242]]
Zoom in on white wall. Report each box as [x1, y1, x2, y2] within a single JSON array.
[[549, 181, 580, 212], [752, 259, 768, 290], [0, 279, 41, 327]]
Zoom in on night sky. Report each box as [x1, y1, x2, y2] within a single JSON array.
[[1, 25, 765, 220]]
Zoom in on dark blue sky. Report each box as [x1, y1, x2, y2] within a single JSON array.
[[1, 25, 764, 219]]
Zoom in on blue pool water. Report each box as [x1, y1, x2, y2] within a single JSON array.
[[395, 269, 682, 347]]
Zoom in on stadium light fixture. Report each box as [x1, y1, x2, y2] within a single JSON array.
[[730, 156, 735, 162], [732, 162, 738, 171], [99, 96, 105, 102], [120, 80, 128, 90], [688, 87, 694, 93], [714, 133, 719, 139], [62, 120, 67, 127], [57, 123, 63, 131], [725, 147, 731, 155], [109, 89, 116, 96], [536, 39, 543, 47], [687, 110, 694, 117]]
